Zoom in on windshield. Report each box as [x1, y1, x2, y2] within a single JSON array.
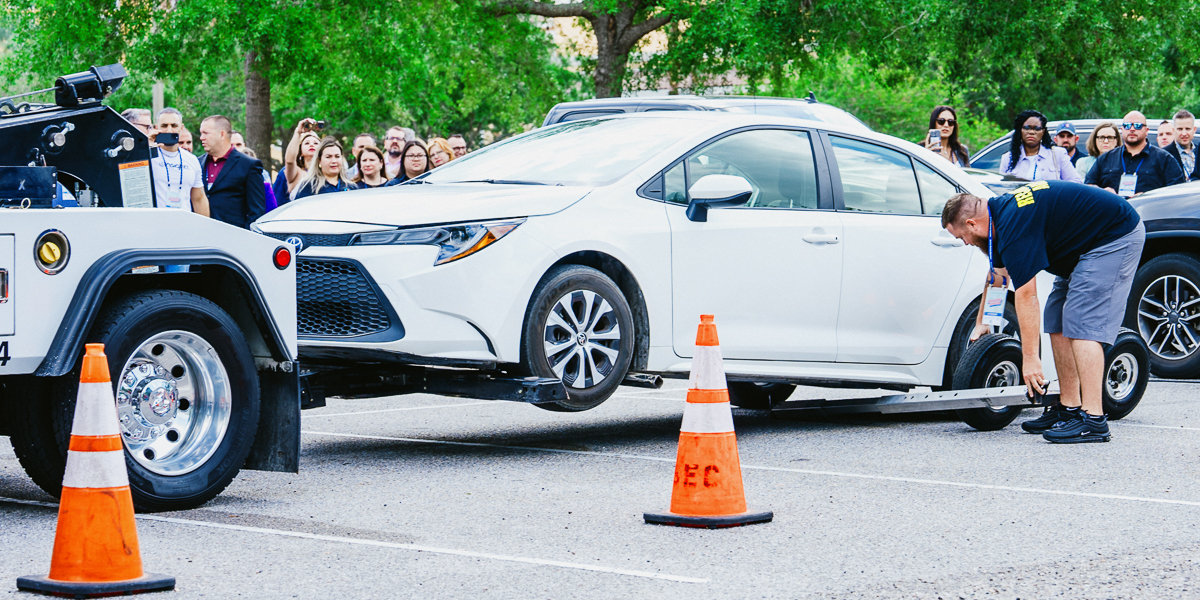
[[423, 117, 700, 186], [717, 103, 872, 132]]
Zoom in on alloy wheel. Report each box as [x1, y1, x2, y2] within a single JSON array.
[[542, 290, 622, 389], [1137, 275, 1200, 361]]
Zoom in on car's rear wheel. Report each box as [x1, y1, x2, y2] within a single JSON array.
[[523, 265, 634, 412], [1125, 253, 1200, 378]]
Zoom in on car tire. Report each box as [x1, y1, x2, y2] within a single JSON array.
[[1103, 328, 1150, 420], [1124, 253, 1200, 378], [936, 297, 1019, 391], [952, 333, 1025, 431], [727, 382, 796, 409], [523, 265, 635, 412], [8, 290, 260, 512]]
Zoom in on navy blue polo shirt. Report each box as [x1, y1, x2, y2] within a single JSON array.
[[1084, 142, 1185, 194], [988, 180, 1140, 288]]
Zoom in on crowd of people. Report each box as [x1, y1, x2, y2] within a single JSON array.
[[120, 108, 471, 230], [923, 105, 1200, 198]]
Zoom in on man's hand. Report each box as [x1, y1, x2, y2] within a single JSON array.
[[1105, 187, 1117, 194], [1023, 353, 1046, 397], [969, 322, 991, 342]]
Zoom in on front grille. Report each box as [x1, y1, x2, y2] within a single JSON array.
[[297, 258, 392, 337], [264, 232, 356, 247]]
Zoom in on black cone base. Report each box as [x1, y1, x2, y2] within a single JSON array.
[[17, 573, 175, 598], [644, 510, 773, 529]]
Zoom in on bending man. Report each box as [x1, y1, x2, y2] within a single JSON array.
[[942, 181, 1144, 443]]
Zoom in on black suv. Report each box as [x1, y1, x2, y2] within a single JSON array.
[[542, 94, 872, 132]]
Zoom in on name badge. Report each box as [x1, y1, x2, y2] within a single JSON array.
[[982, 285, 1007, 326], [164, 193, 182, 209], [1118, 173, 1137, 197]]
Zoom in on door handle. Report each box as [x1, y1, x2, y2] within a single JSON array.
[[930, 237, 964, 247], [802, 234, 840, 244]]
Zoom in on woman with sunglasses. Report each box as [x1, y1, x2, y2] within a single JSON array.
[[384, 140, 430, 186], [922, 105, 970, 167], [999, 110, 1082, 182], [1074, 122, 1120, 181]]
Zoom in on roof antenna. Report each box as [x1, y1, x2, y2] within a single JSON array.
[[806, 91, 817, 104]]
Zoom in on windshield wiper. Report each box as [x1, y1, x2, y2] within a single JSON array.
[[458, 179, 549, 186]]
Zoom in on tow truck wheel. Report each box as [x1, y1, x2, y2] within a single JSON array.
[[523, 265, 635, 412], [11, 290, 260, 512], [727, 382, 796, 409], [1103, 328, 1150, 420], [952, 333, 1025, 431]]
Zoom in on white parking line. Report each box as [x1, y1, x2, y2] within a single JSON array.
[[304, 401, 495, 418], [302, 430, 1200, 508], [0, 497, 707, 584], [1121, 423, 1200, 432]]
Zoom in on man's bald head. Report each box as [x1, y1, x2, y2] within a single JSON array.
[[942, 193, 991, 253], [1122, 110, 1149, 148]]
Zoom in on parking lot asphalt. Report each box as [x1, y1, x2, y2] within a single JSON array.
[[3, 379, 1200, 599]]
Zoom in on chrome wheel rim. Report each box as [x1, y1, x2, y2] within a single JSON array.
[[117, 330, 232, 476], [984, 359, 1020, 412], [1137, 275, 1200, 361], [1107, 353, 1138, 402], [543, 290, 621, 389]]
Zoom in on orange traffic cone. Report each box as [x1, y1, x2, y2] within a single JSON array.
[[644, 315, 772, 528], [18, 344, 175, 597]]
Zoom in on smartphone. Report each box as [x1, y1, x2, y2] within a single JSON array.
[[929, 128, 942, 150], [156, 132, 179, 146], [315, 120, 326, 131]]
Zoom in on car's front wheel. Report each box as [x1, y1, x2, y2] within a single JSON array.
[[523, 265, 634, 412]]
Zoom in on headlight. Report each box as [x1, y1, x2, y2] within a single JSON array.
[[352, 218, 525, 265]]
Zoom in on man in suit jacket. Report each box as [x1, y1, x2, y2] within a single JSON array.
[[198, 115, 266, 229], [1164, 109, 1200, 182]]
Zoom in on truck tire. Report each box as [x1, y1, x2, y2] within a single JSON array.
[[936, 297, 1019, 391], [952, 333, 1025, 431], [523, 265, 634, 412], [727, 382, 796, 409], [9, 290, 259, 512], [1103, 328, 1150, 420], [1124, 253, 1200, 378]]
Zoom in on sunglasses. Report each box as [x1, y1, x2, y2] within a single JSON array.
[[1021, 125, 1045, 132], [1121, 123, 1146, 130], [936, 118, 956, 126]]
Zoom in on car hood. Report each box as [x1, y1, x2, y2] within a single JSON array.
[[257, 183, 593, 227]]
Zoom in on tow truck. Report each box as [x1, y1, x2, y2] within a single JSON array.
[[0, 65, 299, 511]]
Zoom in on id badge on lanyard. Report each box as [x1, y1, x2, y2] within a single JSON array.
[[1118, 173, 1137, 197], [983, 205, 1007, 326], [164, 193, 183, 209]]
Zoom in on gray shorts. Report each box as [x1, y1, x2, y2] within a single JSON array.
[[1044, 221, 1146, 344]]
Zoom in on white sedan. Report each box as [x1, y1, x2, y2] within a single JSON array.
[[254, 113, 1009, 412]]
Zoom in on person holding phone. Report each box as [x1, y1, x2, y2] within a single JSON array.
[[923, 105, 971, 167], [282, 118, 325, 202], [999, 110, 1082, 183]]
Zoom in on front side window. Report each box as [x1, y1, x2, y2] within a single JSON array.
[[673, 129, 819, 209], [830, 137, 922, 215]]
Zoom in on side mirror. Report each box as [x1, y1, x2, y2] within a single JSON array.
[[685, 174, 753, 222]]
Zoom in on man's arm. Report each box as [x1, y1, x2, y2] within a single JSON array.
[[1164, 152, 1186, 186], [190, 187, 210, 217], [244, 162, 266, 226], [1013, 278, 1045, 396]]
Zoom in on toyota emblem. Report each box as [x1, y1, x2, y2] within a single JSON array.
[[285, 235, 304, 251]]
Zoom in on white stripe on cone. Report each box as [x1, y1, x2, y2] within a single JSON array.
[[70, 382, 121, 437], [688, 346, 728, 390], [62, 450, 129, 489], [681, 402, 736, 434]]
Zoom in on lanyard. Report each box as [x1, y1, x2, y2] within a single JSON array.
[[1121, 152, 1146, 175], [987, 205, 994, 271], [161, 152, 184, 190]]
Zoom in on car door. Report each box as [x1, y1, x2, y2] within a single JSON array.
[[825, 134, 974, 364], [666, 128, 843, 361]]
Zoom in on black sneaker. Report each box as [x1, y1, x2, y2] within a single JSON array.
[[1021, 404, 1079, 434], [1043, 413, 1111, 444]]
